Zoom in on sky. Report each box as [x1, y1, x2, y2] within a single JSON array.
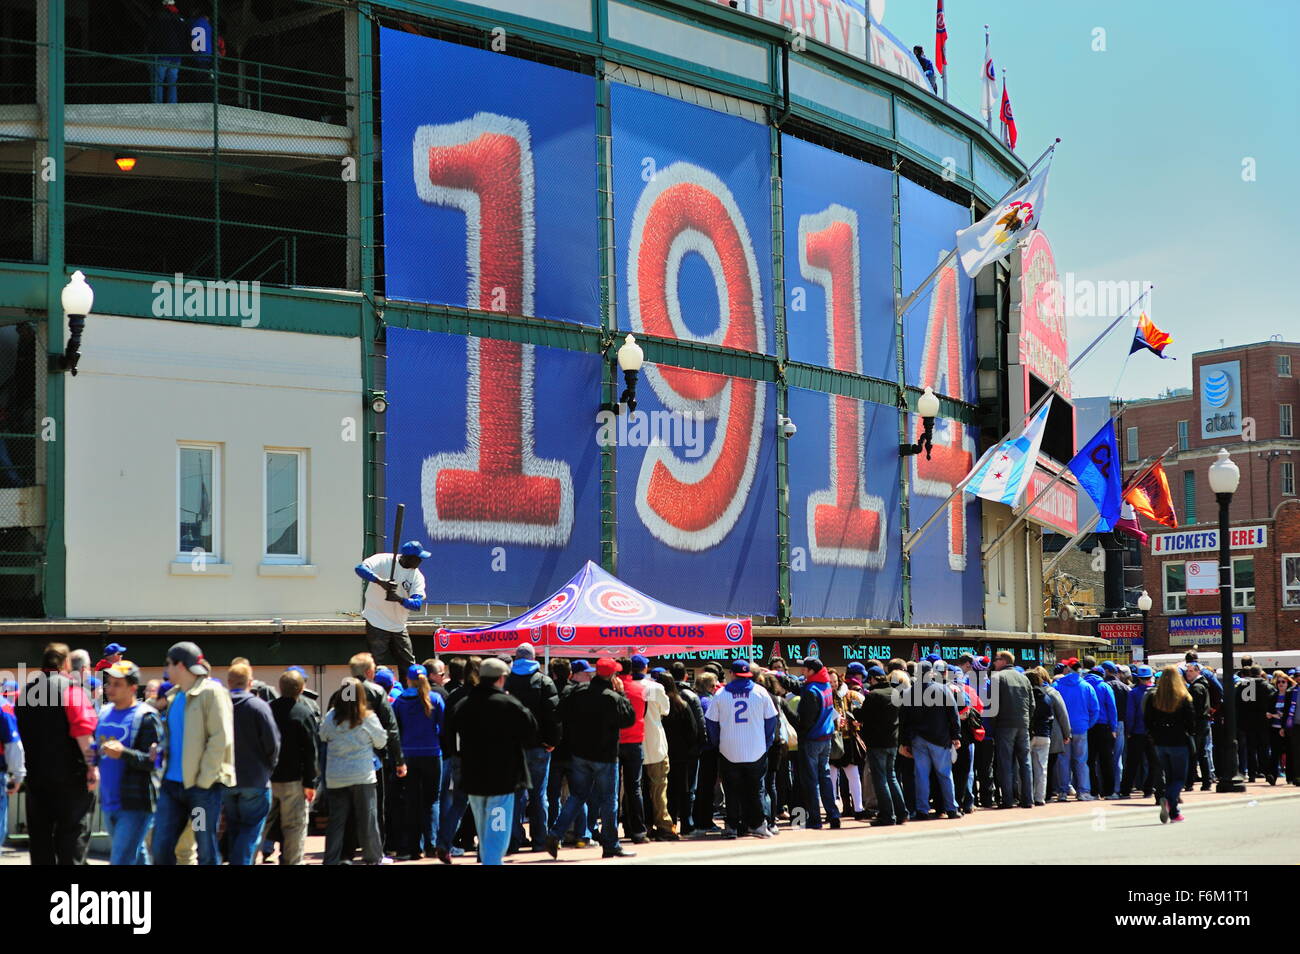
[[882, 0, 1300, 401]]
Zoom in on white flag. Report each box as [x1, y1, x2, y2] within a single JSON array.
[[964, 398, 1053, 507], [955, 158, 1051, 277], [981, 35, 997, 125]]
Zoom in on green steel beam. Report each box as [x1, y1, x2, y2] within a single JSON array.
[[770, 123, 790, 625], [891, 151, 910, 626], [358, 2, 381, 558], [43, 0, 66, 618], [595, 46, 618, 574]]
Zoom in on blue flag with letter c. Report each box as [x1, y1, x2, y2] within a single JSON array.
[[1068, 420, 1123, 532]]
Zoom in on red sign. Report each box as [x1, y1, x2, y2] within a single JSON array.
[[1027, 467, 1078, 535], [1018, 231, 1071, 404], [1097, 622, 1143, 640]]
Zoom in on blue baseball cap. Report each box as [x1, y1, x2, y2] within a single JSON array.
[[373, 669, 395, 690], [630, 654, 649, 672], [287, 665, 308, 677], [650, 667, 667, 675], [104, 643, 127, 655], [925, 653, 942, 663], [866, 665, 886, 678], [1101, 661, 1119, 673], [569, 660, 594, 674], [731, 659, 753, 676], [407, 664, 428, 681], [846, 662, 868, 677], [399, 541, 432, 558], [1134, 665, 1154, 678]]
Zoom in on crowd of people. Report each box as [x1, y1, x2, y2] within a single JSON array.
[[2, 639, 1297, 865]]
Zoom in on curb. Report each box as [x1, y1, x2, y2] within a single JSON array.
[[622, 790, 1300, 864]]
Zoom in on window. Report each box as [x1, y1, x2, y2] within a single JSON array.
[[1177, 419, 1189, 451], [178, 444, 220, 561], [1163, 562, 1187, 613], [1183, 470, 1196, 524], [1284, 461, 1296, 497], [1126, 426, 1139, 463], [1282, 404, 1293, 438], [1284, 554, 1300, 607], [1232, 556, 1255, 609], [1280, 354, 1293, 377], [264, 450, 307, 564]]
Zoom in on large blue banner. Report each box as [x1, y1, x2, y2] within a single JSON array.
[[611, 83, 774, 356], [899, 179, 981, 626], [379, 30, 599, 325], [610, 84, 777, 616], [613, 370, 777, 616], [786, 386, 902, 620], [385, 327, 601, 605], [781, 136, 894, 381]]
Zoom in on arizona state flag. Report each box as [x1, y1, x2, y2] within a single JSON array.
[[1129, 312, 1174, 358], [935, 0, 948, 75], [1000, 79, 1017, 148], [1124, 461, 1178, 528]]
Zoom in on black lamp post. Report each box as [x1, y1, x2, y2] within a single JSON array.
[[900, 386, 941, 459], [1208, 447, 1246, 793], [53, 270, 93, 376], [615, 333, 643, 414]]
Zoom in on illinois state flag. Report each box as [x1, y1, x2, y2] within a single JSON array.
[[1000, 79, 1017, 149], [956, 157, 1051, 276], [1129, 312, 1174, 358], [964, 398, 1053, 507], [1068, 420, 1122, 531], [1124, 461, 1178, 528]]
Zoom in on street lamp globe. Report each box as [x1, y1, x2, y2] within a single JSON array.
[[916, 386, 941, 419], [1207, 447, 1240, 495], [616, 333, 644, 372], [1137, 590, 1152, 612], [61, 270, 94, 316]]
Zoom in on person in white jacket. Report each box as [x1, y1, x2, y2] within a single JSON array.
[[638, 664, 675, 841]]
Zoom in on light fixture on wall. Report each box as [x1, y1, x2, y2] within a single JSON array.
[[51, 270, 93, 376], [114, 153, 137, 172], [899, 386, 941, 459], [369, 391, 388, 415], [616, 333, 644, 414]]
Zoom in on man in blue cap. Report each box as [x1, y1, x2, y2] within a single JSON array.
[[1119, 664, 1158, 800], [355, 541, 430, 671], [94, 643, 128, 674]]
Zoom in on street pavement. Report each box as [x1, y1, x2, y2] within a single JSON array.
[[4, 780, 1294, 866]]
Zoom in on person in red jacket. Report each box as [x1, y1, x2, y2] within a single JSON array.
[[93, 643, 127, 673], [617, 656, 649, 844]]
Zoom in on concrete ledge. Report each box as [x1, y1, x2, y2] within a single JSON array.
[[257, 564, 318, 578], [169, 561, 234, 577]]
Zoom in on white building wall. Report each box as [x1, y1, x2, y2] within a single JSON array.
[[64, 315, 363, 619]]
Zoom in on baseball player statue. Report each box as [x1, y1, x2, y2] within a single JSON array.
[[354, 541, 429, 670]]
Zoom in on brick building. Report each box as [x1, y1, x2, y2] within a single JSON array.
[[1118, 340, 1300, 655]]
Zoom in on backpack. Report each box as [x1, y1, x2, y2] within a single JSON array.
[[1031, 685, 1054, 738]]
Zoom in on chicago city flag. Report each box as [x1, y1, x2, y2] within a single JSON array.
[[964, 398, 1053, 507], [1124, 460, 1178, 528], [956, 157, 1052, 276]]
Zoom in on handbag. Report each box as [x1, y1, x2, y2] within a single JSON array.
[[830, 729, 845, 762], [779, 710, 799, 751]]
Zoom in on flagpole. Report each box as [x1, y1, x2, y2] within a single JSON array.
[[894, 138, 1059, 323], [1000, 69, 1008, 146], [902, 285, 1154, 555], [983, 25, 992, 131]]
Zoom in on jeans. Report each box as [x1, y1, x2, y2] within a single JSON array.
[[1088, 725, 1116, 797], [1067, 732, 1091, 795], [1188, 725, 1212, 786], [912, 738, 958, 814], [550, 756, 618, 852], [398, 755, 441, 857], [437, 755, 470, 852], [154, 780, 225, 865], [995, 726, 1033, 807], [798, 738, 840, 828], [468, 793, 514, 865], [1121, 734, 1156, 796], [668, 750, 699, 831], [104, 808, 153, 865], [1113, 728, 1126, 789], [151, 57, 179, 104], [222, 786, 272, 866], [617, 742, 646, 838], [866, 747, 907, 823], [510, 747, 550, 851], [1030, 736, 1051, 803], [718, 755, 767, 833], [324, 783, 381, 865], [1156, 744, 1189, 816]]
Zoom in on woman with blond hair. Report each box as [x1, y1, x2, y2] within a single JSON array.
[[1144, 666, 1196, 823]]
